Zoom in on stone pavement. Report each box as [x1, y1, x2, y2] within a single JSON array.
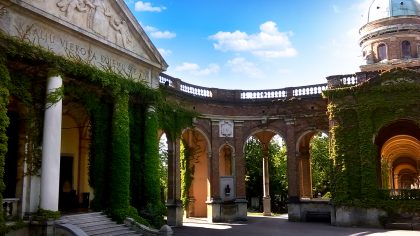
[[173, 215, 420, 236]]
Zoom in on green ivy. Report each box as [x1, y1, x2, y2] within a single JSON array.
[[325, 68, 420, 211], [180, 139, 195, 210], [0, 31, 197, 227], [142, 107, 165, 227], [0, 61, 10, 230], [110, 92, 131, 211]]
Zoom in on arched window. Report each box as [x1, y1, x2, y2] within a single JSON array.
[[402, 40, 411, 59], [377, 43, 387, 61]]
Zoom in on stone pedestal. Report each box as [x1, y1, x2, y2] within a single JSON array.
[[206, 198, 222, 222], [263, 197, 272, 216], [166, 200, 183, 227], [235, 198, 248, 221]]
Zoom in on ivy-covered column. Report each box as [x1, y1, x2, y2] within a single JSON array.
[[40, 74, 63, 211], [166, 136, 183, 226], [109, 92, 130, 213], [0, 61, 11, 225], [144, 106, 164, 225], [357, 108, 377, 198]]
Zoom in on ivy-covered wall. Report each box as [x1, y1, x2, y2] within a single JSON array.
[[324, 68, 420, 211], [0, 32, 196, 227], [0, 58, 11, 227]]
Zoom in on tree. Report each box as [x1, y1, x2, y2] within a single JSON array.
[[245, 136, 288, 213], [310, 133, 332, 197], [158, 135, 168, 204]]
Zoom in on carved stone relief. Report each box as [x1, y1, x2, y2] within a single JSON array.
[[219, 120, 234, 138], [56, 0, 133, 50]]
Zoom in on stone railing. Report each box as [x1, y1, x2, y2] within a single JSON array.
[[3, 198, 19, 220], [380, 189, 420, 200], [326, 71, 380, 89], [160, 73, 327, 101], [160, 73, 213, 98]]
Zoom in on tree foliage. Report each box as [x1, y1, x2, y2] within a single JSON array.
[[309, 133, 332, 197], [245, 136, 288, 212]]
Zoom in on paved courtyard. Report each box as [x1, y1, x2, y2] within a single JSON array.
[[173, 215, 420, 236]]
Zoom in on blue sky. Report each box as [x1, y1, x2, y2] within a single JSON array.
[[125, 0, 372, 90]]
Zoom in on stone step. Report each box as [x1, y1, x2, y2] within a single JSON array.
[[80, 222, 122, 231], [58, 217, 109, 225], [57, 212, 142, 235], [84, 225, 135, 235], [60, 212, 104, 219], [76, 220, 118, 228]]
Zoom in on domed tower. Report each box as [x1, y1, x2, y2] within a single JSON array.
[[360, 0, 420, 71]]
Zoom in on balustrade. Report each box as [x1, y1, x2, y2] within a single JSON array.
[[3, 198, 19, 220], [160, 73, 329, 101]]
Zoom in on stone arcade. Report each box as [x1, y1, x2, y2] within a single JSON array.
[[0, 0, 419, 231]]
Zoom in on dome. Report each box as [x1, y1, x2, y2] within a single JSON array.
[[366, 0, 420, 23]]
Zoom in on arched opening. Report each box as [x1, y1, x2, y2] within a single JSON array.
[[377, 43, 388, 61], [376, 120, 420, 198], [59, 103, 91, 212], [158, 132, 168, 206], [181, 128, 209, 218], [219, 144, 234, 202], [245, 132, 287, 215], [297, 131, 331, 200], [402, 40, 412, 59]]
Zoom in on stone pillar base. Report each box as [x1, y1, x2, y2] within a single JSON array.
[[235, 198, 248, 221], [166, 200, 183, 227], [263, 197, 271, 216], [206, 198, 222, 222]]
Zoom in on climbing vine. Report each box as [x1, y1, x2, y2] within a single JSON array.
[[180, 139, 195, 211], [0, 31, 196, 227], [325, 68, 420, 212], [109, 91, 131, 214], [0, 59, 10, 230]]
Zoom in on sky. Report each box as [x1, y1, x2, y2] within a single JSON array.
[[124, 0, 373, 90]]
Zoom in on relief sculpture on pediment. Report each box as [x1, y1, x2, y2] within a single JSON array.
[[56, 0, 132, 50]]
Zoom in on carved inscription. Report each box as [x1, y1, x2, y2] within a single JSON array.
[[16, 22, 146, 81]]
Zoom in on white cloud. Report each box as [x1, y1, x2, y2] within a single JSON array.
[[226, 57, 264, 79], [209, 21, 297, 59], [175, 62, 220, 76], [144, 25, 176, 39], [135, 1, 166, 12], [158, 48, 172, 57]]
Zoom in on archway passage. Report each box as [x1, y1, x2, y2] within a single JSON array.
[[380, 135, 420, 189], [59, 101, 92, 212], [297, 131, 330, 200], [245, 131, 288, 216], [377, 120, 420, 194], [181, 129, 209, 218]]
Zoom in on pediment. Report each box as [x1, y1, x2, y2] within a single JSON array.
[[0, 0, 167, 84]]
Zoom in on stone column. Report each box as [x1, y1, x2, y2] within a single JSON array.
[[40, 75, 63, 211], [285, 119, 299, 202], [234, 121, 247, 220], [166, 136, 183, 226], [299, 153, 312, 199], [262, 143, 271, 216]]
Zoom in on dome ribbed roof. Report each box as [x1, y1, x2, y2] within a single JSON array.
[[366, 0, 420, 23]]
